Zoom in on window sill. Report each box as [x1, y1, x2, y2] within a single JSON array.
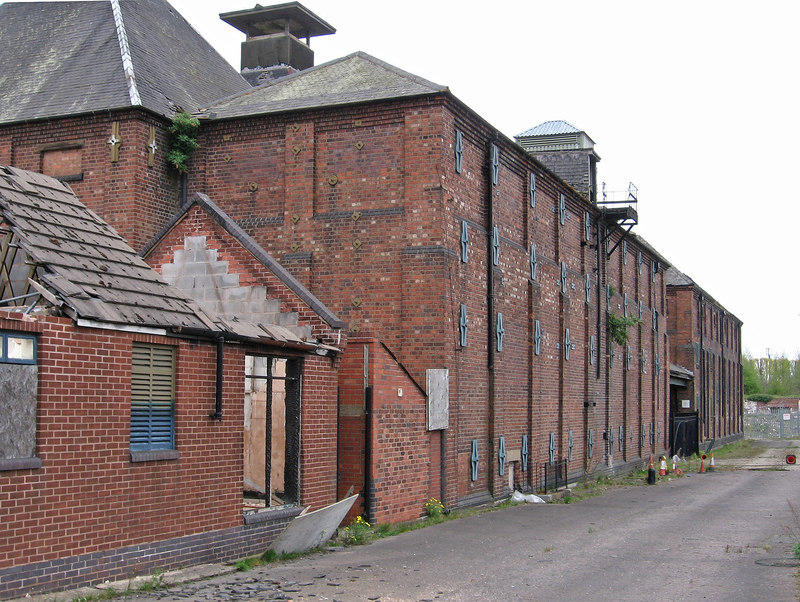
[[0, 457, 42, 471], [243, 504, 302, 525], [130, 450, 180, 463]]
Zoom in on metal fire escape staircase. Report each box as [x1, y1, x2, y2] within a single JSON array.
[[599, 182, 638, 257]]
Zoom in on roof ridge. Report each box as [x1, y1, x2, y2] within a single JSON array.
[[197, 51, 447, 116], [110, 0, 141, 106]]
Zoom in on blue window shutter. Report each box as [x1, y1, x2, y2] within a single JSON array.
[[131, 343, 175, 451], [623, 240, 628, 264], [529, 172, 537, 207], [608, 427, 614, 453], [653, 308, 658, 332], [470, 440, 479, 481], [491, 144, 499, 185], [564, 327, 571, 360], [584, 212, 591, 241], [534, 320, 542, 356], [638, 251, 643, 274], [561, 262, 567, 294], [641, 349, 647, 373], [568, 430, 573, 461], [455, 130, 463, 173], [626, 345, 631, 371], [559, 193, 566, 225], [549, 432, 556, 465], [460, 220, 469, 262], [623, 293, 628, 317], [530, 243, 537, 280], [498, 436, 506, 476], [609, 340, 615, 368], [492, 225, 500, 266], [496, 312, 505, 352], [585, 274, 591, 303], [606, 284, 613, 309], [521, 435, 529, 470], [652, 260, 659, 282], [589, 335, 596, 365], [588, 429, 594, 458], [619, 425, 624, 450], [655, 353, 661, 375], [459, 303, 468, 347], [638, 300, 644, 319]]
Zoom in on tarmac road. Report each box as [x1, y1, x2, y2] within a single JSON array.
[[35, 441, 800, 602]]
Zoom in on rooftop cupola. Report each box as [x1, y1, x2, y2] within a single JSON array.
[[220, 2, 335, 85], [515, 120, 600, 204]]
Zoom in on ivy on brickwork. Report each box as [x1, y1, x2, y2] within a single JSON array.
[[167, 112, 200, 173], [608, 313, 641, 346]]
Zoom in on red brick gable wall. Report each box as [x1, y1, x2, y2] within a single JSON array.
[[145, 203, 343, 346]]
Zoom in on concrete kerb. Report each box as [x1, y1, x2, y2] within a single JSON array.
[[14, 563, 237, 602]]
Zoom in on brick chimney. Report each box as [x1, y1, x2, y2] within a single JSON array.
[[220, 2, 335, 86]]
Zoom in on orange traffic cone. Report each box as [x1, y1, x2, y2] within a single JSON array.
[[647, 454, 656, 484], [709, 453, 715, 472], [699, 454, 706, 473], [659, 456, 667, 476]]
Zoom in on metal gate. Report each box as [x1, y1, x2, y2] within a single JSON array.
[[670, 412, 699, 457], [745, 411, 800, 439], [536, 458, 568, 494]]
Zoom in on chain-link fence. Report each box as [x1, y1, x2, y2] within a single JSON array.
[[745, 411, 800, 439]]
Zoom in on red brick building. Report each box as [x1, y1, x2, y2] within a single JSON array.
[[0, 0, 744, 596], [0, 166, 343, 597], [666, 267, 743, 454]]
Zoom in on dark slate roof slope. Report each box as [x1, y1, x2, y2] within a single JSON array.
[[200, 51, 448, 120], [0, 0, 250, 125], [122, 0, 250, 115], [0, 2, 128, 124], [0, 165, 218, 330]]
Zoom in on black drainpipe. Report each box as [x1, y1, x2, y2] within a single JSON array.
[[364, 384, 373, 523], [180, 172, 188, 205], [486, 136, 497, 497], [209, 334, 224, 420]]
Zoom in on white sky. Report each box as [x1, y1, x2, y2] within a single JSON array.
[[7, 0, 799, 359]]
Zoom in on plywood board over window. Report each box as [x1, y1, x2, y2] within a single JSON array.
[[0, 331, 41, 471]]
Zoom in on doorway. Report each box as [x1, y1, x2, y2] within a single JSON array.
[[243, 355, 301, 509]]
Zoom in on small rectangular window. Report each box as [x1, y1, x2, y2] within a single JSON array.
[[1, 333, 36, 364]]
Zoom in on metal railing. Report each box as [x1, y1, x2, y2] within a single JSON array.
[[536, 458, 568, 493]]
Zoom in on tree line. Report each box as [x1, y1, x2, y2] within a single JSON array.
[[743, 355, 800, 398]]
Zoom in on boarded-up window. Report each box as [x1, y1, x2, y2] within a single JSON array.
[[40, 141, 83, 181], [131, 343, 175, 451], [0, 332, 39, 470]]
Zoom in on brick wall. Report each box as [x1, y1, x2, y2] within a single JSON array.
[[0, 110, 180, 250], [0, 306, 341, 598], [181, 94, 672, 512], [667, 284, 743, 443]]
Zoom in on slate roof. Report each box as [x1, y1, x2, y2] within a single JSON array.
[[199, 51, 448, 120], [0, 165, 220, 330], [516, 120, 582, 138], [665, 266, 694, 286], [0, 166, 332, 352], [0, 0, 250, 125]]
